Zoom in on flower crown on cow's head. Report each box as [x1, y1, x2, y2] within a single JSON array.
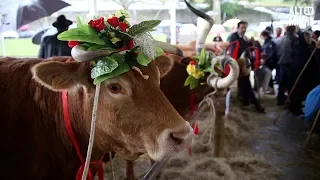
[[184, 49, 224, 90], [57, 10, 164, 85]]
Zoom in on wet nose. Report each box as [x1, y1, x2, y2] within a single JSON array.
[[168, 121, 194, 147]]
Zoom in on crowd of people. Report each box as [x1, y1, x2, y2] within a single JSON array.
[[39, 15, 319, 119], [228, 21, 320, 117]]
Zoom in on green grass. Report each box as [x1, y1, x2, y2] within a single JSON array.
[[0, 38, 40, 57], [0, 31, 258, 57]]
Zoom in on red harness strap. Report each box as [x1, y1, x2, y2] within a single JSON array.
[[61, 59, 104, 180], [224, 40, 240, 75]]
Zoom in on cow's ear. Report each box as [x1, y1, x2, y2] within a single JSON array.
[[154, 55, 175, 78], [32, 61, 91, 91]]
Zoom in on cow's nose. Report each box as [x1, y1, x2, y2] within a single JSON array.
[[168, 121, 194, 147]]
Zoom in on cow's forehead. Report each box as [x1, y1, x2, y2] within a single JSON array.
[[97, 64, 159, 95]]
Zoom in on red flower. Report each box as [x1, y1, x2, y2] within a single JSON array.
[[116, 40, 134, 52], [94, 17, 105, 31], [88, 17, 105, 32], [119, 22, 128, 31], [190, 60, 196, 65], [107, 16, 119, 28], [127, 39, 134, 49], [68, 41, 79, 48]]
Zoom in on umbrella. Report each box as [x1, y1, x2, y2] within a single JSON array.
[[0, 0, 70, 33], [31, 26, 55, 45], [210, 24, 226, 35], [222, 18, 241, 28], [31, 23, 76, 45]]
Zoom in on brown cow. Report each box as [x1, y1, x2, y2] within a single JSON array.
[[0, 55, 193, 179], [158, 0, 240, 117]]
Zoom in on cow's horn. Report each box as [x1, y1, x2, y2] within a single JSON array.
[[71, 45, 112, 62], [240, 51, 246, 58], [207, 56, 239, 89], [184, 0, 214, 55], [154, 40, 183, 56]]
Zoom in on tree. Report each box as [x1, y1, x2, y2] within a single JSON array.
[[221, 2, 243, 17]]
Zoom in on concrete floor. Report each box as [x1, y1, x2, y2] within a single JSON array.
[[246, 96, 320, 180]]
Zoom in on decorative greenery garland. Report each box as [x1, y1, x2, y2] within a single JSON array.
[[184, 49, 224, 90], [57, 10, 164, 84]]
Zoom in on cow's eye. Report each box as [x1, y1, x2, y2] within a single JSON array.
[[108, 83, 122, 94]]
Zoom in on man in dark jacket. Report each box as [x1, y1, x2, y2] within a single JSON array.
[[276, 25, 299, 105], [38, 15, 72, 59], [228, 21, 265, 113], [260, 30, 278, 94], [289, 31, 319, 115]]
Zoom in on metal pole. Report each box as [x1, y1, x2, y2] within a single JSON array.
[[1, 36, 6, 56], [213, 0, 221, 24], [88, 0, 98, 19], [169, 0, 177, 44]]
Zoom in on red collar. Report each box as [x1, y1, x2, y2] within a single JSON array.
[[61, 59, 104, 180]]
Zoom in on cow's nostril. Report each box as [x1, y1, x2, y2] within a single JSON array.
[[169, 132, 184, 146]]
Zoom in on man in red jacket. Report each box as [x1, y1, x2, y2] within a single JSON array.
[[227, 21, 265, 113]]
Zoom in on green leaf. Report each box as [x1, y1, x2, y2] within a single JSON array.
[[155, 47, 164, 58], [128, 20, 161, 36], [91, 57, 119, 79], [137, 53, 152, 66], [57, 25, 105, 45], [87, 44, 116, 51], [93, 63, 131, 85], [110, 53, 125, 63], [199, 48, 206, 65], [190, 78, 201, 90], [202, 66, 213, 73], [206, 52, 214, 66], [76, 16, 85, 27], [184, 76, 192, 86]]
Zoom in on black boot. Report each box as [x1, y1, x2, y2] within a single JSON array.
[[255, 104, 265, 113]]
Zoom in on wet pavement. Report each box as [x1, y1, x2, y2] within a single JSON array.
[[246, 96, 320, 180]]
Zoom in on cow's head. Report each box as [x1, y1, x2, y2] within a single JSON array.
[[31, 43, 193, 161]]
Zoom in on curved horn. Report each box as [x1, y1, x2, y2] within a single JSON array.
[[154, 40, 183, 56], [207, 56, 239, 89], [71, 45, 112, 62], [184, 0, 214, 55], [240, 51, 246, 58]]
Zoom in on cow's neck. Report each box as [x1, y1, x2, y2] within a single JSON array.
[[65, 88, 107, 161]]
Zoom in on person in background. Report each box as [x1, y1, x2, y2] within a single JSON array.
[[260, 30, 278, 94], [38, 15, 72, 59], [312, 30, 320, 40], [248, 37, 261, 69], [289, 31, 318, 115], [276, 27, 282, 39], [213, 33, 223, 42], [265, 26, 275, 38], [276, 25, 299, 105], [228, 21, 265, 113]]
